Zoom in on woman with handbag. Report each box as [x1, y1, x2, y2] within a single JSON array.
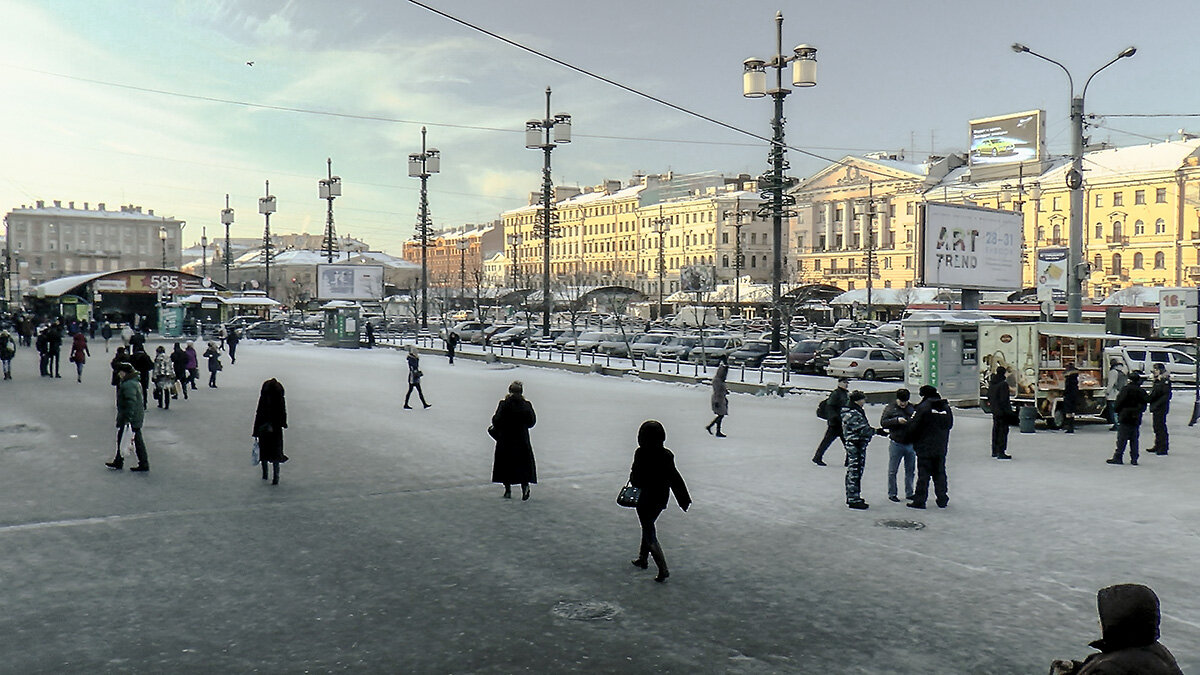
[[490, 380, 536, 500], [253, 378, 288, 485], [628, 420, 691, 582], [203, 341, 222, 388], [69, 331, 90, 383], [403, 347, 430, 409]]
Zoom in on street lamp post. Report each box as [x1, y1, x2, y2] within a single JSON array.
[[526, 86, 572, 334], [508, 233, 522, 289], [201, 227, 208, 279], [1012, 42, 1136, 323], [259, 181, 277, 298], [457, 238, 469, 302], [221, 195, 234, 288], [159, 225, 168, 268], [855, 180, 885, 320], [743, 11, 817, 353], [319, 158, 342, 263], [651, 211, 670, 320], [725, 198, 753, 315], [408, 127, 440, 329]]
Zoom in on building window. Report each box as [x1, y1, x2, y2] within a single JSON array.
[[1134, 219, 1145, 235], [1133, 252, 1144, 269], [1094, 224, 1103, 239], [721, 232, 728, 244], [1112, 252, 1122, 272], [1094, 254, 1103, 271], [906, 202, 914, 215], [1113, 192, 1123, 206], [883, 256, 892, 269], [814, 259, 821, 271], [1155, 218, 1166, 234], [750, 257, 756, 268], [1155, 251, 1166, 269], [1095, 194, 1104, 208], [1134, 190, 1145, 205], [1053, 197, 1061, 211], [1156, 188, 1168, 203], [1052, 224, 1061, 241], [721, 255, 729, 268], [905, 256, 912, 269]]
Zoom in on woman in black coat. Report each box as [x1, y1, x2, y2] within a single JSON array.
[[491, 380, 536, 500], [253, 378, 288, 485], [1062, 364, 1081, 433], [628, 420, 691, 582]]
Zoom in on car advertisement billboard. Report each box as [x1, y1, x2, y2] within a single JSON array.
[[316, 264, 384, 300], [918, 202, 1024, 291], [969, 110, 1043, 167]]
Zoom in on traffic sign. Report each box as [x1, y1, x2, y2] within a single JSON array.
[[1158, 288, 1198, 339]]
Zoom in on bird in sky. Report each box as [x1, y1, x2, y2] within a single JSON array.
[[246, 61, 254, 66]]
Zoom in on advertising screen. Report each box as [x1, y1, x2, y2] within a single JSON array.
[[679, 265, 716, 292], [1036, 247, 1068, 301], [918, 202, 1024, 291], [317, 264, 384, 300], [969, 110, 1043, 167]]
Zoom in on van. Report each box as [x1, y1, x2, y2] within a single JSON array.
[[1104, 345, 1197, 383]]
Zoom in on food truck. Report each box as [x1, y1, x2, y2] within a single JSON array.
[[978, 322, 1121, 425]]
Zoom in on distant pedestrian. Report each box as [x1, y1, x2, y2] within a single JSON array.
[[110, 347, 130, 391], [129, 330, 145, 354], [152, 346, 176, 409], [987, 366, 1014, 459], [107, 363, 149, 472], [1147, 363, 1171, 456], [490, 380, 536, 500], [1049, 584, 1182, 674], [203, 341, 223, 388], [216, 324, 228, 350], [226, 327, 240, 364], [36, 327, 50, 377], [89, 319, 97, 340], [907, 385, 954, 510], [705, 362, 729, 437], [129, 345, 154, 409], [445, 331, 459, 364], [253, 378, 288, 485], [1105, 360, 1126, 431], [69, 331, 90, 383], [120, 324, 133, 349], [365, 321, 375, 349], [47, 321, 63, 378], [812, 377, 850, 466], [170, 342, 189, 400], [185, 342, 200, 390], [627, 420, 691, 583], [880, 388, 916, 502], [840, 390, 873, 510], [403, 348, 430, 409], [1062, 364, 1081, 433], [1108, 371, 1148, 466], [0, 329, 16, 380], [101, 321, 113, 352]]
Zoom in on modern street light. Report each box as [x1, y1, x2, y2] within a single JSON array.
[[526, 86, 572, 334], [457, 238, 469, 301], [508, 233, 522, 289], [743, 11, 817, 353], [201, 226, 208, 280], [319, 158, 342, 263], [220, 194, 234, 288], [259, 181, 277, 298], [1012, 42, 1135, 323], [409, 127, 440, 329], [725, 198, 753, 316], [855, 180, 885, 319], [159, 225, 168, 268], [651, 209, 670, 320]]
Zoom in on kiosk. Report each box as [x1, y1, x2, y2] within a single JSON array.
[[322, 301, 361, 348]]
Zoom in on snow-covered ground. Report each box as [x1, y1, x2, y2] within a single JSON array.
[[0, 339, 1197, 673]]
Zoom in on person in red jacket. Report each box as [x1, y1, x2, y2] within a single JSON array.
[[69, 331, 90, 383]]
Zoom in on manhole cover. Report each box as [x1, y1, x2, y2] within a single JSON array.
[[876, 519, 925, 530], [551, 600, 621, 621], [0, 424, 40, 434]]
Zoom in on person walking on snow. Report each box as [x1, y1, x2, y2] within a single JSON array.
[[705, 362, 729, 437], [169, 342, 189, 400], [152, 346, 176, 409], [987, 366, 1013, 459], [403, 348, 430, 409], [840, 390, 873, 510], [203, 341, 223, 388], [1062, 364, 1081, 433], [628, 420, 691, 583], [812, 377, 850, 466], [1105, 360, 1127, 431], [1049, 583, 1182, 674], [226, 327, 240, 364], [129, 345, 154, 409], [445, 331, 459, 364], [490, 380, 537, 500], [907, 385, 954, 510], [1147, 363, 1171, 455], [107, 363, 150, 472], [46, 321, 63, 378], [0, 329, 16, 380], [253, 378, 289, 485], [185, 342, 200, 390], [1108, 371, 1148, 466], [880, 388, 916, 502], [69, 331, 90, 383]]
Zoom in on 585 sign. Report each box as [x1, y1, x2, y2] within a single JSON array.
[[148, 274, 181, 291]]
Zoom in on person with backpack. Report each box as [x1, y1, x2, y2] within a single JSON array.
[[839, 390, 873, 510], [1108, 371, 1149, 466], [812, 377, 850, 467]]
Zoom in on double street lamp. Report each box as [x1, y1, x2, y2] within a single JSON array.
[[158, 225, 168, 268], [220, 194, 234, 288], [526, 86, 572, 334], [457, 238, 469, 300], [201, 226, 208, 279], [724, 198, 753, 314], [651, 210, 670, 320], [508, 233, 522, 289], [743, 11, 817, 353], [409, 127, 440, 329], [1012, 42, 1136, 323], [259, 181, 277, 298]]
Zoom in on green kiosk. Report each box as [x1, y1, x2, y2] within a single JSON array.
[[321, 301, 361, 348]]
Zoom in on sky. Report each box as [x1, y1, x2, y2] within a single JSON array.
[[1, 0, 1197, 255]]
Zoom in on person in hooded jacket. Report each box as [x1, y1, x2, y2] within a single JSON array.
[[1062, 364, 1081, 433], [226, 327, 240, 364], [987, 366, 1013, 459], [107, 363, 149, 471], [840, 390, 873, 510], [1108, 371, 1149, 466], [491, 380, 536, 500], [184, 342, 200, 390], [705, 362, 729, 437], [152, 346, 175, 409], [203, 341, 222, 388], [69, 331, 90, 383], [880, 388, 916, 502], [906, 385, 954, 510], [628, 420, 690, 583], [1147, 363, 1171, 456], [110, 347, 130, 390], [1049, 583, 1182, 674], [253, 378, 288, 485], [1105, 360, 1127, 431], [169, 342, 189, 400], [0, 329, 16, 380], [445, 331, 459, 364], [128, 345, 154, 409]]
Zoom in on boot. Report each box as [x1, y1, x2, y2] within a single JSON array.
[[649, 542, 669, 582], [272, 463, 279, 485], [261, 461, 269, 480], [105, 455, 124, 470], [502, 484, 511, 498], [714, 419, 726, 437]]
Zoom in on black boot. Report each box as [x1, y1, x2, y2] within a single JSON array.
[[261, 461, 269, 480], [105, 455, 124, 470], [272, 463, 279, 485], [650, 542, 669, 582]]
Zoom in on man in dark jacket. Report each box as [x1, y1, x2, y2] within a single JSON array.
[[880, 388, 916, 502], [1147, 363, 1171, 455], [1062, 364, 1081, 433], [839, 390, 873, 510], [1108, 371, 1149, 466], [812, 377, 850, 467], [107, 363, 149, 471], [1050, 583, 1182, 674], [907, 385, 954, 510], [169, 342, 190, 400], [128, 345, 155, 410], [226, 327, 240, 364], [47, 321, 63, 378], [36, 327, 50, 376], [987, 367, 1013, 460]]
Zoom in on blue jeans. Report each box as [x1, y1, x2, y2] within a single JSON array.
[[887, 440, 916, 499]]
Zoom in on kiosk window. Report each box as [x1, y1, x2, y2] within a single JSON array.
[[961, 337, 978, 365]]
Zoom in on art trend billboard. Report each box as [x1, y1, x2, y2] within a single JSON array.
[[918, 202, 1024, 291], [316, 264, 384, 300], [968, 110, 1044, 167]]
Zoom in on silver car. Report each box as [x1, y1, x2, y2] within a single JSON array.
[[825, 347, 904, 380], [688, 335, 744, 363], [657, 335, 702, 360], [630, 333, 675, 358]]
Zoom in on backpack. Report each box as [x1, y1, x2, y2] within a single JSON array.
[[816, 396, 831, 420]]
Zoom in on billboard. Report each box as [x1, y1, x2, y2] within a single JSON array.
[[918, 202, 1024, 291], [1036, 247, 1068, 301], [1158, 288, 1198, 339], [680, 265, 716, 292], [317, 264, 384, 300], [969, 110, 1043, 167]]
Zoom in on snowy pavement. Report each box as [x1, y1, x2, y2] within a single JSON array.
[[0, 339, 1197, 673]]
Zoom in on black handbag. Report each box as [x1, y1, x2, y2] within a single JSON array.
[[616, 482, 641, 508]]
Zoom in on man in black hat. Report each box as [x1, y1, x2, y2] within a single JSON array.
[[907, 384, 954, 509], [1108, 371, 1149, 466], [812, 377, 850, 467], [987, 366, 1013, 459]]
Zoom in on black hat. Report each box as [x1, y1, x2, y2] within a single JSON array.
[[849, 390, 867, 402], [918, 384, 939, 398], [837, 376, 851, 384], [1129, 371, 1144, 383]]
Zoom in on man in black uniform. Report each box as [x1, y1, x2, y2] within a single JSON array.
[[812, 377, 850, 467]]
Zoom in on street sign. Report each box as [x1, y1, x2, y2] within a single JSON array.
[[1157, 288, 1198, 339]]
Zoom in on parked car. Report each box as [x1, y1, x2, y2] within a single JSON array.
[[688, 335, 744, 363], [629, 332, 675, 358], [473, 324, 514, 345], [492, 325, 542, 345], [726, 340, 772, 367], [242, 320, 289, 341], [443, 321, 490, 342], [825, 347, 904, 380], [787, 339, 824, 373], [1105, 345, 1198, 383], [597, 332, 643, 357], [553, 328, 583, 348], [810, 336, 879, 375], [656, 335, 702, 360], [563, 331, 620, 352]]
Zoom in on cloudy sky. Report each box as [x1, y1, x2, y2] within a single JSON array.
[[1, 0, 1195, 254]]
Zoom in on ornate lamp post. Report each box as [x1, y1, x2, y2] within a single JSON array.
[[743, 11, 817, 353], [158, 225, 168, 268], [408, 127, 440, 329], [1012, 42, 1135, 322], [220, 195, 234, 288], [725, 198, 753, 315], [526, 87, 572, 334], [508, 233, 522, 289], [201, 227, 208, 279], [319, 158, 342, 263], [259, 181, 277, 297], [651, 212, 670, 320], [457, 238, 469, 301]]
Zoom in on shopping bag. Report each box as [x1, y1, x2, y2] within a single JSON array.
[[251, 438, 260, 465], [118, 424, 136, 459], [173, 380, 182, 397]]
